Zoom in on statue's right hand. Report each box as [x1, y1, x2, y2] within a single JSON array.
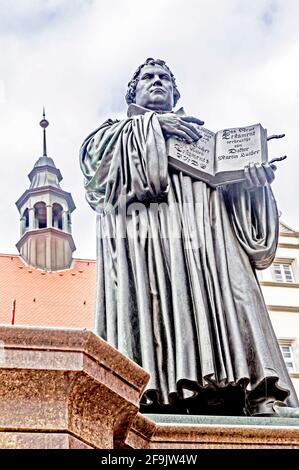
[[156, 113, 204, 143]]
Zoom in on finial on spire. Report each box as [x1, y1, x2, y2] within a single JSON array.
[[39, 107, 49, 157]]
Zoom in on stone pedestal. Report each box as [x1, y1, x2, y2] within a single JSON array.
[[126, 413, 299, 449], [0, 326, 149, 449], [1, 326, 299, 449]]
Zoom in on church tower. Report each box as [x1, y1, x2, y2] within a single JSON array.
[[15, 109, 76, 271]]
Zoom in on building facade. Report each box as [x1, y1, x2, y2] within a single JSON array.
[[258, 221, 299, 397]]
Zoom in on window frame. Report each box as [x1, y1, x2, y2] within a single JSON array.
[[272, 259, 295, 283], [279, 340, 296, 373]]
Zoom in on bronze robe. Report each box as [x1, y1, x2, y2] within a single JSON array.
[[80, 109, 298, 414]]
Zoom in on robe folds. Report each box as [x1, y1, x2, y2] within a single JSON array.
[[80, 109, 298, 413]]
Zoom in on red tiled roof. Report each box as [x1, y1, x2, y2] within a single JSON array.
[[0, 254, 96, 329]]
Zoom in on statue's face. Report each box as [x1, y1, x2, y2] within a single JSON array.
[[134, 64, 174, 112]]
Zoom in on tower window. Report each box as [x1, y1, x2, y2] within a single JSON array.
[[23, 208, 29, 228], [52, 203, 63, 230], [22, 208, 29, 234], [20, 208, 29, 235], [34, 202, 47, 229]]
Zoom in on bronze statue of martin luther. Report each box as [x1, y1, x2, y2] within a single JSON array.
[[80, 58, 299, 416]]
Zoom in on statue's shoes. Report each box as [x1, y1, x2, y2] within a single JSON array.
[[248, 398, 299, 417], [272, 401, 299, 418], [249, 397, 277, 417]]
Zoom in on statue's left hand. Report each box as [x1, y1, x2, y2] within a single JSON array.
[[244, 162, 276, 190]]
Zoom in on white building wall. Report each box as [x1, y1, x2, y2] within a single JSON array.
[[269, 311, 299, 397], [259, 222, 299, 400]]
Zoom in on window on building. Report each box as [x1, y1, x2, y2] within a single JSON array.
[[279, 343, 296, 373], [272, 262, 295, 283]]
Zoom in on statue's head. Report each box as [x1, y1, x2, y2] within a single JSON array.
[[125, 58, 181, 112]]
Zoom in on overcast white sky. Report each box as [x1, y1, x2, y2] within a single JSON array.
[[0, 0, 298, 259]]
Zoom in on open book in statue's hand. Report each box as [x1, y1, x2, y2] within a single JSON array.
[[127, 104, 284, 188], [166, 122, 269, 187]]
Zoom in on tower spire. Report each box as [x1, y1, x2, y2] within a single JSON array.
[[15, 108, 76, 271], [39, 107, 49, 157]]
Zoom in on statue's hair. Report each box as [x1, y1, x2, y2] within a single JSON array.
[[125, 58, 181, 106]]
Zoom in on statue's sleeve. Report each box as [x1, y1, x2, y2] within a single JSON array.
[[79, 112, 168, 213], [221, 183, 279, 269]]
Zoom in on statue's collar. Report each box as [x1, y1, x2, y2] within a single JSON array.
[[127, 103, 186, 118]]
